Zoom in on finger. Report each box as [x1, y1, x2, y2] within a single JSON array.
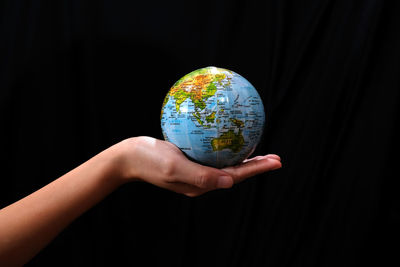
[[164, 182, 209, 197], [243, 155, 267, 163], [171, 158, 233, 189], [243, 154, 281, 163], [222, 157, 282, 184], [265, 154, 281, 161]]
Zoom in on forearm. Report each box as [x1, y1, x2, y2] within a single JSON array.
[[0, 143, 124, 266]]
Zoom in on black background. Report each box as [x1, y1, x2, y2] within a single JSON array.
[[1, 0, 399, 266]]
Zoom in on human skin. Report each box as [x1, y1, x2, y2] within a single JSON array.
[[0, 136, 281, 266]]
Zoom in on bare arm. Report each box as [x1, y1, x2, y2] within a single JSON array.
[[0, 136, 281, 266]]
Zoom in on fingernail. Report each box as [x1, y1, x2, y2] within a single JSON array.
[[266, 154, 281, 161], [217, 176, 232, 188], [271, 162, 282, 170]]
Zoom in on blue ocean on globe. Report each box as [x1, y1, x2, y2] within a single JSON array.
[[161, 66, 265, 168]]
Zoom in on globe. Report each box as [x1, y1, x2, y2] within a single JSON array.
[[161, 66, 265, 168]]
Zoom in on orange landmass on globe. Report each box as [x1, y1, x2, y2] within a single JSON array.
[[168, 73, 216, 112]]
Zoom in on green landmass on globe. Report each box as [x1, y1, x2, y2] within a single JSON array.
[[211, 129, 244, 153], [161, 66, 265, 168], [162, 67, 227, 115]]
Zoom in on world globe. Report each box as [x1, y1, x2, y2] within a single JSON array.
[[161, 66, 265, 168]]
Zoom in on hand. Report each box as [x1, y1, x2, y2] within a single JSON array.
[[0, 136, 281, 266], [0, 136, 280, 266], [116, 136, 282, 197]]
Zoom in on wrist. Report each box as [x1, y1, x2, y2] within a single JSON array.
[[93, 140, 134, 188], [107, 137, 141, 184]]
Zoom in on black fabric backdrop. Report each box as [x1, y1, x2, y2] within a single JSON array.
[[1, 0, 399, 266]]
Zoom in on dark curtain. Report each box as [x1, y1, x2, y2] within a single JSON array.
[[1, 0, 399, 266]]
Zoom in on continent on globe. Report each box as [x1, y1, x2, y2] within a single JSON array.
[[161, 66, 265, 168], [211, 129, 244, 153]]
